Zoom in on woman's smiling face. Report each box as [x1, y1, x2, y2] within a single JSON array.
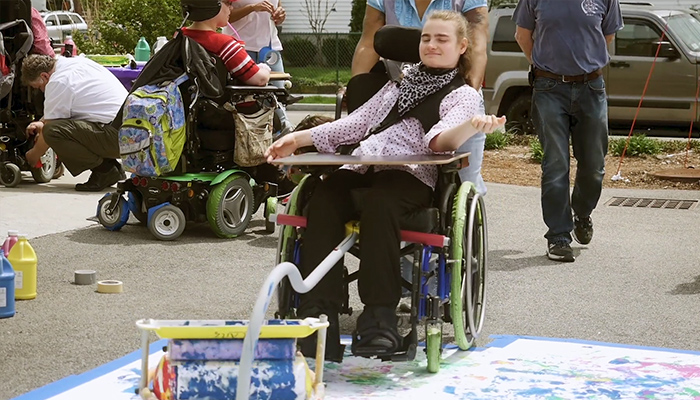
[[419, 18, 468, 69]]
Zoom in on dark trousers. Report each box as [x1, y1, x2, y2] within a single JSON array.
[[43, 119, 120, 176], [531, 76, 608, 243], [300, 169, 432, 310]]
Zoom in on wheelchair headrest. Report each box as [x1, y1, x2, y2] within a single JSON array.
[[181, 0, 222, 22], [374, 26, 421, 64], [0, 0, 31, 26]]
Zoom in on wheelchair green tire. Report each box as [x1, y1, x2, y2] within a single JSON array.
[[426, 325, 442, 373], [264, 196, 278, 233], [207, 175, 254, 238], [449, 182, 487, 351]]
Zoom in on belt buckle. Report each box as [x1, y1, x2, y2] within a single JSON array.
[[561, 75, 570, 83]]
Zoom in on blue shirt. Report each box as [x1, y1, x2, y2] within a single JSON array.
[[513, 0, 623, 75], [368, 0, 487, 28]]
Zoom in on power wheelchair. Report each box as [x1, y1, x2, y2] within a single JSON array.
[[96, 32, 296, 240], [273, 26, 488, 373], [0, 0, 61, 187]]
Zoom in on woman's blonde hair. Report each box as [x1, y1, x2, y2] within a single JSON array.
[[21, 55, 57, 85], [426, 10, 472, 85]]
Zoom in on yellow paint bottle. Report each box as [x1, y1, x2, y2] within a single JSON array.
[[8, 234, 37, 300]]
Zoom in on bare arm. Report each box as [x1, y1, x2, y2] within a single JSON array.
[[229, 1, 274, 23], [605, 34, 614, 45], [265, 130, 313, 161], [464, 7, 488, 89], [514, 26, 534, 64], [351, 6, 385, 76], [243, 63, 271, 86], [429, 115, 506, 152]]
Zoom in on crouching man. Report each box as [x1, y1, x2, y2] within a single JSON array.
[[22, 54, 128, 191]]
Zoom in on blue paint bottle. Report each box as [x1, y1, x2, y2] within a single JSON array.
[[0, 252, 15, 318]]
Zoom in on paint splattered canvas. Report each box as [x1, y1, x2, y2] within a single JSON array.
[[15, 335, 700, 400]]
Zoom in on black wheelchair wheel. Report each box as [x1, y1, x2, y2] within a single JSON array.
[[449, 182, 487, 350], [0, 163, 22, 187]]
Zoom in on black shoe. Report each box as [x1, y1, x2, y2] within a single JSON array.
[[547, 240, 575, 262], [297, 302, 344, 363], [572, 215, 593, 245], [75, 166, 122, 192]]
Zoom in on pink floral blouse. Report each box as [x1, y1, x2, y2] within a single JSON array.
[[310, 81, 481, 189]]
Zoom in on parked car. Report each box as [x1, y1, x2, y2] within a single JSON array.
[[41, 11, 88, 44], [483, 3, 700, 135]]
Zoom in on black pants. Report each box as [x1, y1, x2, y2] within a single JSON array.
[[300, 169, 432, 310]]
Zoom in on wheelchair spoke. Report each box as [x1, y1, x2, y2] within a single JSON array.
[[223, 187, 246, 225]]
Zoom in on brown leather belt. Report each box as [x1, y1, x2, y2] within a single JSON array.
[[533, 68, 602, 83]]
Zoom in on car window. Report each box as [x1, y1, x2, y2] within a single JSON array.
[[492, 16, 522, 52], [44, 15, 58, 26], [665, 13, 700, 52], [58, 14, 73, 25], [69, 14, 83, 24], [616, 19, 662, 57]]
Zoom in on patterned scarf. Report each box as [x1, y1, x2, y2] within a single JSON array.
[[397, 62, 458, 116]]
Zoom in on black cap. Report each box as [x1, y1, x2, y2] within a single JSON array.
[[181, 0, 222, 22]]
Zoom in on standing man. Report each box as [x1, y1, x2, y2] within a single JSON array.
[[514, 0, 623, 262], [22, 54, 128, 191], [351, 0, 489, 195]]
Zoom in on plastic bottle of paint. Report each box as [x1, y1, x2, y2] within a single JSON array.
[[2, 230, 18, 257], [0, 253, 15, 318], [134, 37, 151, 62], [63, 35, 78, 57], [153, 36, 168, 54], [8, 234, 37, 300]]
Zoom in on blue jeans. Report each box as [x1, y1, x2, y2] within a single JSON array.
[[247, 50, 291, 130], [457, 92, 486, 195], [531, 75, 608, 244]]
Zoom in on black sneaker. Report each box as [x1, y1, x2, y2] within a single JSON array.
[[547, 240, 575, 262], [572, 215, 593, 245], [75, 166, 122, 192]]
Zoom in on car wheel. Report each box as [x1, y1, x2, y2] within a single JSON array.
[[505, 94, 535, 135]]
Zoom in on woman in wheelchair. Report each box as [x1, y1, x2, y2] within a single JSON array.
[[265, 10, 505, 361], [180, 0, 271, 87]]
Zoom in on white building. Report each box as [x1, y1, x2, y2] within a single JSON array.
[[281, 0, 354, 33]]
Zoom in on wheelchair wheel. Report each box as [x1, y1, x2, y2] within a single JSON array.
[[206, 175, 254, 238], [30, 148, 56, 183], [97, 194, 129, 231], [148, 204, 187, 241], [276, 175, 312, 319], [264, 196, 278, 233], [0, 163, 22, 187], [449, 182, 487, 351]]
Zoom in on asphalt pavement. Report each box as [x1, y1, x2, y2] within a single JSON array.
[[1, 110, 699, 399]]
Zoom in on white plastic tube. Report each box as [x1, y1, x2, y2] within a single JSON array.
[[236, 232, 358, 400]]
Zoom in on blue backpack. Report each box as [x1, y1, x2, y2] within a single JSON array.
[[118, 73, 188, 176]]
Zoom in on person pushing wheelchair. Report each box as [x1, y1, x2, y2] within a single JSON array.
[[265, 10, 505, 361]]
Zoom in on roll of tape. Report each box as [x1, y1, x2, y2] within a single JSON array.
[[97, 280, 123, 294], [74, 270, 97, 285]]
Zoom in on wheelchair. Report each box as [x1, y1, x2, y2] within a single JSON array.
[[96, 33, 296, 240], [0, 0, 61, 187], [273, 26, 488, 373]]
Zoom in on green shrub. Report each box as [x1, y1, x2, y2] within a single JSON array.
[[609, 134, 662, 157], [484, 130, 512, 150], [530, 137, 543, 163], [350, 0, 367, 32], [321, 37, 355, 67], [283, 37, 318, 67], [74, 0, 182, 55]]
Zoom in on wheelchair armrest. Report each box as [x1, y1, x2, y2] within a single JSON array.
[[439, 157, 469, 174], [335, 86, 346, 120], [225, 85, 286, 95]]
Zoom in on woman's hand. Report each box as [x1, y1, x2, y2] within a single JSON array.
[[253, 1, 275, 14], [271, 6, 286, 25], [266, 133, 299, 162], [470, 115, 506, 134]]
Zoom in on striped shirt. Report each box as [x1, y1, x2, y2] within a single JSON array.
[[181, 27, 259, 83]]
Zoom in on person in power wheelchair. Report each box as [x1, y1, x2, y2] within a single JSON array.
[[97, 0, 296, 239], [266, 10, 505, 364]]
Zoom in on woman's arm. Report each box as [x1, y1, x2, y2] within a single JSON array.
[[429, 115, 505, 152], [351, 6, 385, 76], [229, 1, 274, 23]]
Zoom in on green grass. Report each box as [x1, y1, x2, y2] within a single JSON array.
[[298, 95, 336, 104], [287, 67, 352, 85]]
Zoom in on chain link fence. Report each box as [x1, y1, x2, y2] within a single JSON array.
[[279, 32, 361, 94]]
